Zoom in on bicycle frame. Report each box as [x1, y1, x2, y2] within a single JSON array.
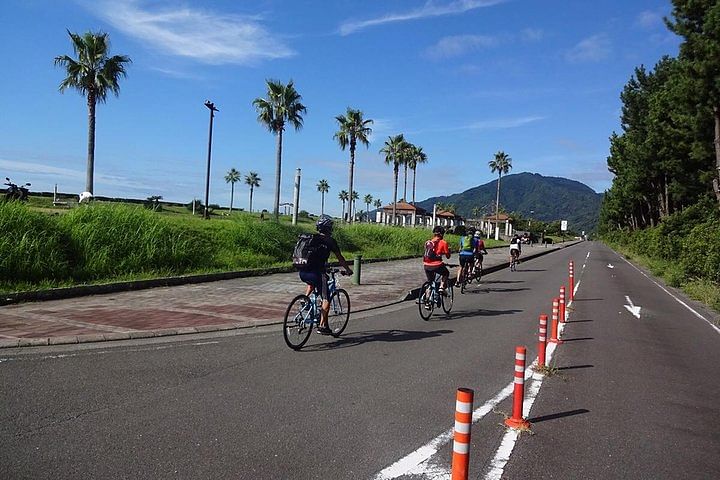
[[300, 270, 342, 325]]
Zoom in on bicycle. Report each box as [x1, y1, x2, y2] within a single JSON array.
[[283, 268, 351, 350], [510, 250, 520, 272], [417, 264, 456, 320]]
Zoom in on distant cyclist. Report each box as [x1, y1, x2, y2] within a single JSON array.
[[509, 234, 522, 268], [297, 215, 352, 334], [473, 230, 488, 273], [457, 226, 478, 286], [423, 226, 451, 294]]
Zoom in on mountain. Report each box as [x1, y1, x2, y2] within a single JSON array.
[[416, 172, 603, 233]]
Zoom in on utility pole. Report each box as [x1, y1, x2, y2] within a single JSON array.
[[292, 168, 301, 225], [203, 100, 219, 220]]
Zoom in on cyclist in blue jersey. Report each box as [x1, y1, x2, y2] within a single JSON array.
[[456, 226, 478, 287]]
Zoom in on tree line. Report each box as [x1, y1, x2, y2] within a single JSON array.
[[599, 0, 720, 232]]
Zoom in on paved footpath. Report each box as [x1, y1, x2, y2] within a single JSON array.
[[0, 243, 573, 348]]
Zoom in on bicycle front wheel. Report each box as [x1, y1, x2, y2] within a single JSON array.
[[418, 282, 434, 320], [328, 289, 351, 337], [442, 285, 454, 313], [283, 295, 313, 350]]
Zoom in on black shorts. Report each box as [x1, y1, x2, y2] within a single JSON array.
[[299, 270, 329, 299], [424, 264, 449, 282], [459, 255, 474, 267]]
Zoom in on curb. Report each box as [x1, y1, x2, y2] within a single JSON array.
[[0, 242, 582, 350]]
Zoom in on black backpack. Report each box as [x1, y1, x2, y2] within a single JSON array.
[[292, 233, 328, 270]]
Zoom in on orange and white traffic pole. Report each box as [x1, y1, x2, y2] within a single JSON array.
[[452, 388, 474, 480], [549, 298, 562, 344], [569, 261, 575, 302], [559, 286, 566, 323], [537, 314, 548, 368], [504, 346, 530, 429]]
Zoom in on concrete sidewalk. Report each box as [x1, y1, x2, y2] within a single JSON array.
[[0, 243, 575, 348]]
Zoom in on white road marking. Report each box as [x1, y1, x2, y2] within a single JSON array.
[[607, 264, 614, 269], [623, 296, 642, 319], [618, 254, 720, 335]]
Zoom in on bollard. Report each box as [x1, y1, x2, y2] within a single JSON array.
[[537, 314, 548, 368], [353, 255, 362, 285], [559, 286, 566, 323], [505, 346, 531, 429], [452, 388, 474, 480], [549, 298, 562, 344], [569, 261, 575, 302]]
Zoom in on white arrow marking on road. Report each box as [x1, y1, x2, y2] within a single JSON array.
[[624, 295, 641, 318], [607, 263, 614, 269]]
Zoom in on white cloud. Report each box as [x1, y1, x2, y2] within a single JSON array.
[[637, 10, 664, 29], [465, 116, 546, 130], [338, 0, 506, 36], [520, 28, 544, 42], [87, 0, 294, 65], [565, 34, 611, 63], [425, 34, 499, 60]]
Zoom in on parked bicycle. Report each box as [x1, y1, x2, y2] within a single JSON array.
[[283, 268, 351, 350], [418, 264, 457, 320], [3, 177, 31, 202]]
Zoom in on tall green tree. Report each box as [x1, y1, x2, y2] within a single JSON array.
[[245, 171, 261, 213], [334, 108, 373, 223], [380, 134, 406, 224], [489, 151, 512, 237], [54, 30, 131, 194], [224, 168, 241, 212], [317, 179, 330, 215], [339, 189, 349, 221], [350, 190, 359, 221], [667, 0, 720, 206], [364, 194, 373, 222], [252, 79, 307, 220], [373, 198, 383, 222], [407, 145, 428, 205]]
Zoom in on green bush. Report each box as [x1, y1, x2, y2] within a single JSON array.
[[0, 202, 71, 283]]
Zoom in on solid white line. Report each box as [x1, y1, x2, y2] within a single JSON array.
[[617, 254, 720, 335]]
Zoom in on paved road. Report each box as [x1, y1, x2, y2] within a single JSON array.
[[1, 242, 718, 479]]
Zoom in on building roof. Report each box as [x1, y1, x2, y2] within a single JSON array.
[[481, 213, 511, 221], [381, 201, 427, 214]]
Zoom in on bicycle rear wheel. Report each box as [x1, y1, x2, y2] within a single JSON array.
[[283, 295, 313, 350], [418, 282, 434, 320], [442, 285, 454, 314], [328, 289, 351, 337]]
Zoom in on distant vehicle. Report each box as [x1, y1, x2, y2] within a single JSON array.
[[3, 177, 31, 202]]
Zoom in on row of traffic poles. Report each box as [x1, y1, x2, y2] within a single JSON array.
[[451, 259, 575, 479]]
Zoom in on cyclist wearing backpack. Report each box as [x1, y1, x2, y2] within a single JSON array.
[[456, 227, 477, 286], [423, 226, 451, 294], [295, 215, 352, 335], [473, 230, 489, 272]]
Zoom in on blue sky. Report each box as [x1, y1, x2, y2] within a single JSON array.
[[1, 0, 679, 216]]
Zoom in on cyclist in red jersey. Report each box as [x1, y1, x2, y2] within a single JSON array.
[[423, 226, 451, 293]]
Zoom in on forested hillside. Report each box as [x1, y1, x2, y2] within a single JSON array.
[[417, 172, 602, 234]]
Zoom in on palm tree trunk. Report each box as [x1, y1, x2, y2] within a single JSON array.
[[342, 201, 345, 221], [348, 145, 355, 224], [392, 164, 399, 225], [366, 202, 370, 222], [321, 192, 325, 215], [495, 173, 501, 239], [273, 129, 283, 221], [230, 183, 234, 213], [411, 167, 417, 205], [249, 186, 254, 212], [86, 91, 97, 194], [403, 163, 408, 201]]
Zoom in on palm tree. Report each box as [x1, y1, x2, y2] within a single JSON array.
[[317, 179, 330, 215], [350, 191, 359, 221], [373, 198, 382, 222], [252, 79, 307, 221], [55, 30, 131, 194], [224, 168, 241, 212], [245, 171, 261, 212], [380, 134, 406, 224], [364, 194, 373, 222], [407, 145, 428, 205], [334, 108, 373, 224], [488, 151, 513, 239], [400, 140, 414, 201], [339, 190, 349, 221]]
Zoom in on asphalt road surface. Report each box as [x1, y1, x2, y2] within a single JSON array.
[[2, 242, 718, 479]]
